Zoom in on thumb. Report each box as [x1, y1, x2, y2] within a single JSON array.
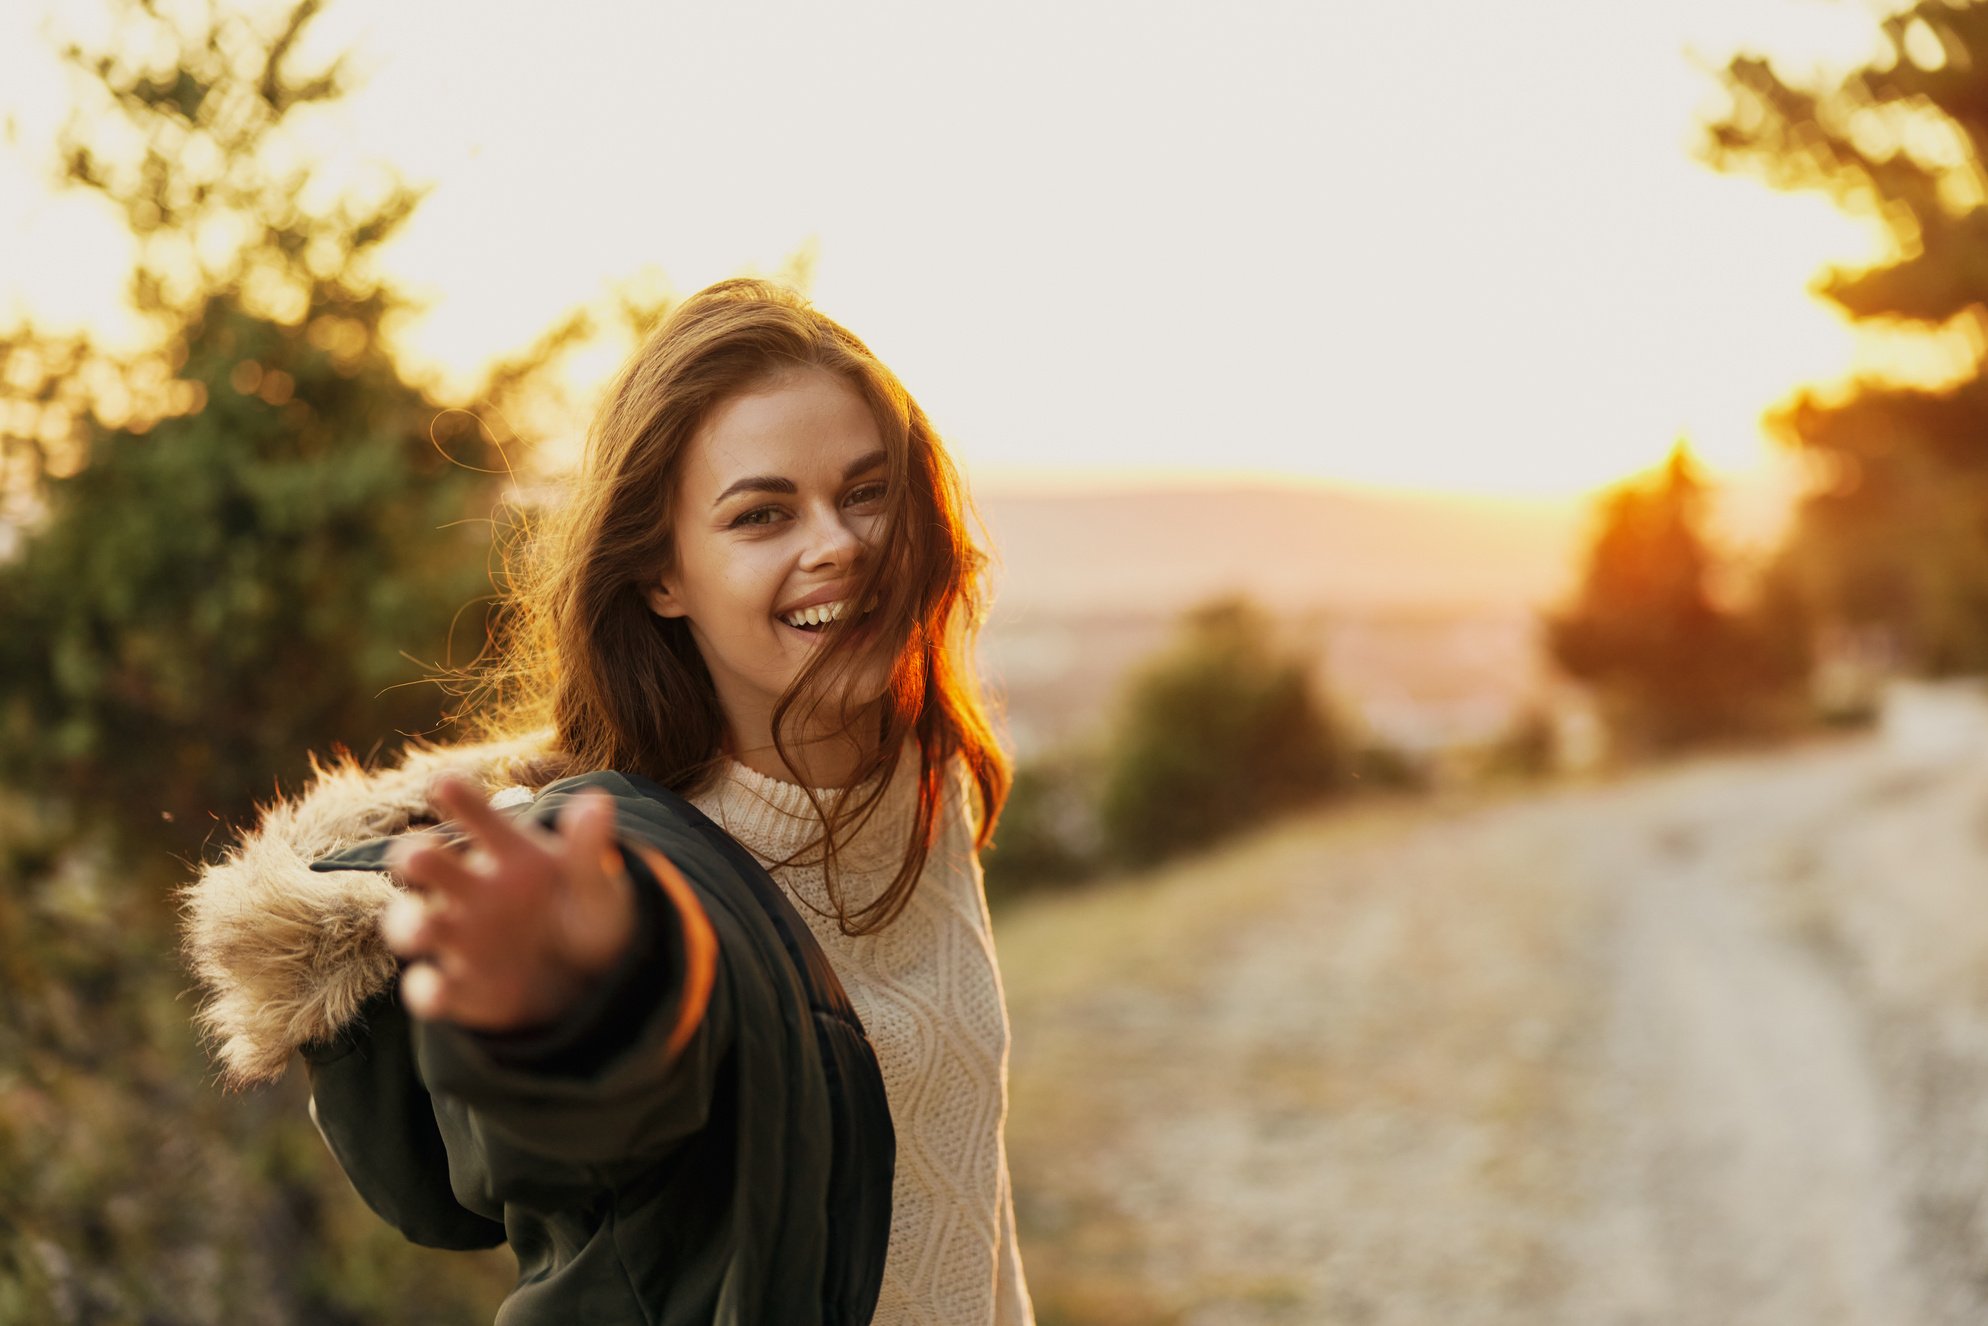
[[556, 788, 621, 893], [551, 790, 636, 973]]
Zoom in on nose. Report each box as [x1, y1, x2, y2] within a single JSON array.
[[799, 503, 865, 572]]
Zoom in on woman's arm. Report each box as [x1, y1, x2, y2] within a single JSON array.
[[400, 826, 729, 1183], [301, 987, 508, 1250], [309, 778, 728, 1209]]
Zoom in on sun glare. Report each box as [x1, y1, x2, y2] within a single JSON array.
[[0, 0, 1927, 511]]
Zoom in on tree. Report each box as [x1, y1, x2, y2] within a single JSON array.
[[1703, 3, 1988, 674], [1097, 597, 1341, 868], [1545, 444, 1801, 750], [0, 0, 516, 867], [0, 3, 532, 1320]]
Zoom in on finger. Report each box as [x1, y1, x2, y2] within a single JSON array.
[[383, 829, 441, 888], [400, 962, 451, 1021], [380, 890, 463, 956], [380, 893, 430, 957], [556, 790, 621, 895], [549, 792, 640, 973], [431, 774, 554, 865], [386, 835, 483, 899]]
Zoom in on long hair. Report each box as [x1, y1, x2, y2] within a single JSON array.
[[468, 278, 1009, 934]]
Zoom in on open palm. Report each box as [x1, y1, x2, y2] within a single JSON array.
[[380, 775, 637, 1032]]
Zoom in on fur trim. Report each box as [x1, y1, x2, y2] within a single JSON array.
[[180, 731, 558, 1088]]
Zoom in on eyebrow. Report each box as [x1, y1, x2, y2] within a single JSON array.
[[711, 449, 888, 508]]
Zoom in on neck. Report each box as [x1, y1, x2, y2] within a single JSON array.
[[727, 718, 878, 789]]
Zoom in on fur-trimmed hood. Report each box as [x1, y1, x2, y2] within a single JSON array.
[[180, 731, 558, 1088]]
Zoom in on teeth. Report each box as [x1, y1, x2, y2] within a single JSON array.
[[778, 598, 883, 628], [782, 600, 848, 628]]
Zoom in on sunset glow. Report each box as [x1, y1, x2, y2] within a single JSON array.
[[0, 0, 1927, 504]]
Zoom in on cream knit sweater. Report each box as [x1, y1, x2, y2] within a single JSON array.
[[688, 755, 1034, 1326]]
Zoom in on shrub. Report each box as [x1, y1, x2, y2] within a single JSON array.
[[982, 750, 1104, 903], [1097, 597, 1342, 867]]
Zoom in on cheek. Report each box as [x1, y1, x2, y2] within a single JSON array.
[[851, 511, 888, 552], [689, 546, 783, 622]]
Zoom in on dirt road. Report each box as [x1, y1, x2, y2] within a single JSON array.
[[998, 735, 1988, 1324]]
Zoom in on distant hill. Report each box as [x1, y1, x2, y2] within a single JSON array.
[[975, 484, 1587, 619]]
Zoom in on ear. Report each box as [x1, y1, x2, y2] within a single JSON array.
[[645, 579, 688, 619]]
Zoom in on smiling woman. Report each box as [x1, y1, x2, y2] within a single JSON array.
[[646, 372, 896, 776], [182, 279, 1033, 1325]]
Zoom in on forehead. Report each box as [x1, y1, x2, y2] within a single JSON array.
[[678, 369, 883, 494]]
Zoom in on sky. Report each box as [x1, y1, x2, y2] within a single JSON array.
[[0, 0, 1928, 506]]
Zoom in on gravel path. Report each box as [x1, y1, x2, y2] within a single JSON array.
[[1561, 751, 1921, 1326], [999, 734, 1988, 1324]]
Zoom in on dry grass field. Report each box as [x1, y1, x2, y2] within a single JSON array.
[[995, 729, 1988, 1325]]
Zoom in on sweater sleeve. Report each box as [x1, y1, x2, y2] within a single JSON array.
[[992, 1139, 1036, 1325]]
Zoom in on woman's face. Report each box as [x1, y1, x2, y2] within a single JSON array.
[[646, 368, 892, 760]]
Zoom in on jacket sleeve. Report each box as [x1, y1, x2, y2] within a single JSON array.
[[302, 989, 508, 1250], [409, 838, 729, 1199], [305, 834, 729, 1220]]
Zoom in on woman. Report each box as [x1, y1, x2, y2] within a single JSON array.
[[182, 279, 1033, 1324]]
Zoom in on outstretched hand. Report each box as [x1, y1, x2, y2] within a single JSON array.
[[380, 776, 638, 1033]]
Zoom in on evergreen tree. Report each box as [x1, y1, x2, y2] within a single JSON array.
[[1704, 2, 1988, 674], [1546, 445, 1799, 749]]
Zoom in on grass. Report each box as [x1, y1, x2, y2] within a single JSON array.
[[993, 786, 1605, 1323]]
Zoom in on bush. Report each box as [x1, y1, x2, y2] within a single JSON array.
[[983, 751, 1103, 903], [1097, 598, 1342, 868]]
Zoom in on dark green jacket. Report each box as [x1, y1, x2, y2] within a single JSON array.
[[303, 770, 894, 1325]]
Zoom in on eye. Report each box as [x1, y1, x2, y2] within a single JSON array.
[[844, 480, 888, 508], [728, 504, 787, 529]]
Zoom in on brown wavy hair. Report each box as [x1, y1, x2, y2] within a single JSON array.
[[468, 278, 1009, 934]]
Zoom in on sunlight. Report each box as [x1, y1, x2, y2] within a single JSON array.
[[0, 0, 1930, 506]]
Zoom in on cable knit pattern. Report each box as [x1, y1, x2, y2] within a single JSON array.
[[690, 756, 1034, 1326]]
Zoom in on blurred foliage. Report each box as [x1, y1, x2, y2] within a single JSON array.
[[0, 1, 581, 1320], [984, 748, 1104, 902], [1704, 1, 1988, 675], [0, 0, 509, 861], [1545, 447, 1806, 752], [1476, 705, 1556, 784], [1096, 598, 1342, 868], [1344, 740, 1429, 792], [0, 296, 498, 863]]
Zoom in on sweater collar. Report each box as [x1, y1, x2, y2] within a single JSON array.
[[691, 745, 922, 877]]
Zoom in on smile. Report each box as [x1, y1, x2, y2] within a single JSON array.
[[778, 599, 856, 633]]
